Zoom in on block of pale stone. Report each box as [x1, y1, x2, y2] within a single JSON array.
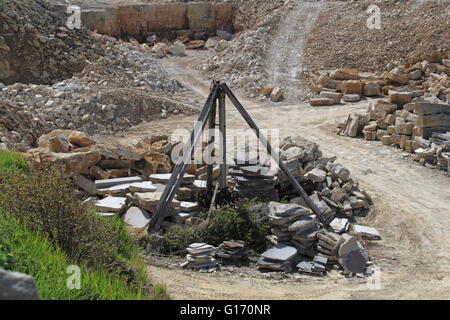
[[95, 176, 142, 189], [94, 196, 127, 213]]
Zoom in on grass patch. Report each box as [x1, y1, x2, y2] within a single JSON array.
[[0, 149, 29, 173], [0, 218, 146, 300]]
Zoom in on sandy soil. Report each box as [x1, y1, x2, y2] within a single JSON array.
[[99, 49, 450, 300]]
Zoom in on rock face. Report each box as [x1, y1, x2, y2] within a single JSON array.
[[0, 269, 40, 300], [82, 2, 236, 39]]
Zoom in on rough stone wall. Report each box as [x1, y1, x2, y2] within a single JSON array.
[[81, 2, 237, 39]]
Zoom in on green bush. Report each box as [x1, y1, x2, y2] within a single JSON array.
[[154, 201, 270, 254], [0, 218, 147, 300], [0, 150, 28, 173]]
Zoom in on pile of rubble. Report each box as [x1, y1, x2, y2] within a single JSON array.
[[24, 129, 219, 229], [275, 136, 372, 220], [258, 201, 379, 277], [0, 0, 101, 85], [0, 32, 193, 151]]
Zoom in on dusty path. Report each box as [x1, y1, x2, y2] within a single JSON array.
[[264, 0, 325, 101], [104, 51, 450, 300]]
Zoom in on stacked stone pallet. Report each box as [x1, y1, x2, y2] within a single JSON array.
[[339, 98, 450, 175], [216, 240, 247, 265], [181, 243, 218, 272], [230, 153, 279, 201], [310, 50, 449, 107]]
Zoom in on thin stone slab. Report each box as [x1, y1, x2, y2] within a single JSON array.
[[171, 212, 197, 223], [97, 183, 132, 196], [94, 196, 127, 213], [350, 225, 381, 240], [260, 244, 297, 262], [192, 180, 207, 189], [235, 176, 275, 186], [132, 192, 180, 209], [129, 181, 157, 192], [288, 216, 315, 233], [180, 201, 198, 212], [240, 165, 272, 177], [149, 173, 195, 185], [330, 218, 349, 233], [95, 212, 117, 218], [122, 206, 150, 229], [268, 202, 311, 217], [257, 258, 294, 272], [95, 176, 142, 189]]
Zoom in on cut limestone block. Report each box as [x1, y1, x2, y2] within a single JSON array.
[[319, 91, 342, 103], [95, 176, 142, 189], [343, 94, 360, 102], [94, 196, 127, 213], [342, 80, 363, 95], [309, 98, 335, 106], [388, 91, 412, 107], [363, 82, 381, 96]]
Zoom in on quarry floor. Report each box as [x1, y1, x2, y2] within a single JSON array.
[[98, 50, 450, 300]]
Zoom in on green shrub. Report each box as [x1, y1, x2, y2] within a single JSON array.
[[0, 167, 121, 272], [153, 201, 270, 254], [0, 218, 147, 300], [0, 150, 28, 173]]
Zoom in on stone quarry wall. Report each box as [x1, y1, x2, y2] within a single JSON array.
[[81, 2, 237, 39]]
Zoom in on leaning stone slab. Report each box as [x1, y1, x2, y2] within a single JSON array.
[[95, 176, 142, 189], [94, 196, 127, 213], [122, 206, 150, 229]]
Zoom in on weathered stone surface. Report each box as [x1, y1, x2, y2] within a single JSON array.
[[304, 168, 326, 182], [38, 150, 102, 176], [416, 114, 450, 128], [319, 91, 341, 103], [260, 244, 297, 262], [309, 98, 335, 106], [95, 176, 142, 189], [363, 82, 381, 96], [128, 181, 157, 192], [122, 206, 150, 229], [48, 134, 70, 153], [330, 69, 359, 81], [0, 269, 40, 300], [68, 131, 96, 147], [342, 81, 363, 95], [389, 91, 412, 106], [94, 196, 127, 213], [269, 87, 283, 102], [343, 94, 360, 102], [168, 40, 186, 56]]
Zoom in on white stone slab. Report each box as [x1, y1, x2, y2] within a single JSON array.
[[129, 181, 156, 192], [95, 176, 142, 189], [122, 206, 150, 229], [94, 196, 127, 213], [180, 201, 198, 212]]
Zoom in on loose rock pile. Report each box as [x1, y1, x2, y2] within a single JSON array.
[[257, 202, 377, 277]]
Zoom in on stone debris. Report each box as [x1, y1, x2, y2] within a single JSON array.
[[216, 240, 248, 265], [257, 244, 298, 273], [181, 243, 218, 272]]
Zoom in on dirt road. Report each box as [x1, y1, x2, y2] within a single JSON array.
[[102, 51, 450, 300]]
